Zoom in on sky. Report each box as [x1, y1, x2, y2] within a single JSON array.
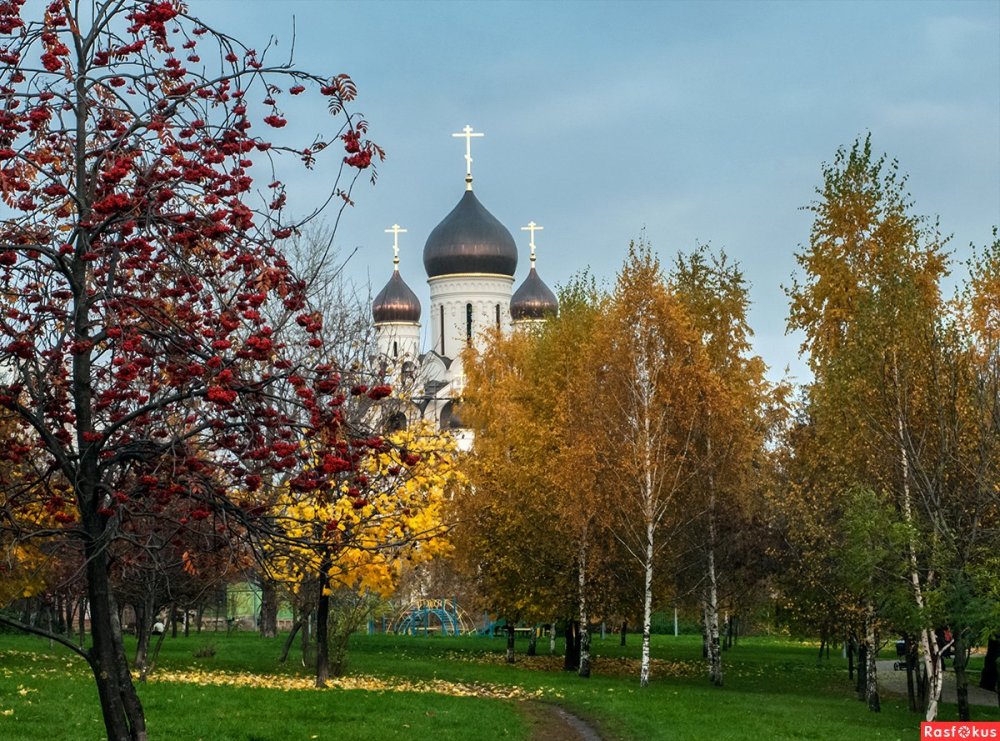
[[195, 0, 1000, 384]]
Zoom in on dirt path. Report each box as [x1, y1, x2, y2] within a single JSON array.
[[518, 702, 606, 741], [876, 660, 999, 707]]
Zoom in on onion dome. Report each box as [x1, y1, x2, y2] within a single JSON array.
[[423, 190, 518, 278], [373, 270, 421, 324], [511, 267, 558, 321]]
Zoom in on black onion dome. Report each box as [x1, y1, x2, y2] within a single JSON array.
[[423, 190, 518, 278], [511, 267, 558, 321], [373, 270, 421, 324]]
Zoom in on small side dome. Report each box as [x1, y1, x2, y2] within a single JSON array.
[[423, 191, 518, 278], [511, 267, 558, 321], [373, 271, 421, 324]]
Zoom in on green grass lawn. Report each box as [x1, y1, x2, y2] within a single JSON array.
[[0, 629, 996, 740]]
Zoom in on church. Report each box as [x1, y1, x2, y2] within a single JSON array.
[[370, 127, 558, 449]]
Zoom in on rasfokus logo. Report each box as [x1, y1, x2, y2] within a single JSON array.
[[921, 722, 1000, 739]]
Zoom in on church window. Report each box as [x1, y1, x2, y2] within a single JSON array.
[[466, 303, 473, 344], [393, 340, 398, 358], [440, 306, 445, 355], [495, 303, 500, 329]]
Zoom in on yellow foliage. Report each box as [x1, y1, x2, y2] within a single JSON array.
[[0, 416, 60, 607], [268, 422, 461, 600]]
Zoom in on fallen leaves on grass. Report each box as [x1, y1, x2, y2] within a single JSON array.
[[458, 651, 702, 679], [144, 668, 551, 701]]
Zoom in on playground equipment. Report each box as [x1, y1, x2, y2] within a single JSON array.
[[385, 598, 476, 636]]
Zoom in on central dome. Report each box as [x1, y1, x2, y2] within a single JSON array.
[[423, 190, 518, 278]]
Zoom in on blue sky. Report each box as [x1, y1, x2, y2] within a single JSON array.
[[195, 0, 1000, 383]]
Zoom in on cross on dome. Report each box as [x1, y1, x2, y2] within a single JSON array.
[[452, 125, 484, 191], [384, 223, 407, 269], [521, 221, 544, 267]]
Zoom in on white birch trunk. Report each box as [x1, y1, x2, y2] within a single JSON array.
[[894, 357, 941, 721], [705, 456, 722, 687], [925, 641, 945, 721], [706, 531, 722, 686], [639, 518, 654, 688], [549, 619, 556, 654]]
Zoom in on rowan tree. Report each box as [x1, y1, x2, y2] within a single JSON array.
[[0, 2, 384, 739]]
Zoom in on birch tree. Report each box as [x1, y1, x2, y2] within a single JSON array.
[[592, 242, 710, 687], [458, 282, 618, 676], [784, 136, 997, 719], [671, 246, 770, 687]]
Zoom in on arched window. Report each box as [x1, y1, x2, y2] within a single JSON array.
[[440, 305, 445, 356], [495, 303, 500, 329], [392, 340, 398, 358], [466, 303, 473, 344]]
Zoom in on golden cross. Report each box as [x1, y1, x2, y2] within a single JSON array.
[[384, 223, 407, 268], [521, 221, 544, 266], [452, 124, 484, 190]]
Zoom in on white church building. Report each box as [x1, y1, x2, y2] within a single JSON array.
[[370, 127, 558, 449]]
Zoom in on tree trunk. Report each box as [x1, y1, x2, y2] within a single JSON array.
[[140, 617, 168, 683], [893, 367, 940, 722], [578, 542, 591, 679], [701, 603, 709, 659], [857, 643, 867, 699], [259, 579, 278, 639], [55, 593, 65, 635], [639, 519, 654, 688], [527, 627, 537, 656], [78, 597, 87, 647], [979, 638, 999, 695], [705, 500, 722, 687], [954, 631, 970, 721], [620, 620, 627, 647], [925, 633, 946, 721], [133, 596, 153, 672], [280, 621, 303, 663], [847, 636, 854, 682], [864, 605, 880, 713], [549, 620, 557, 654], [315, 560, 331, 687], [63, 596, 74, 639], [301, 609, 312, 668], [905, 633, 918, 713], [563, 621, 579, 672], [84, 537, 147, 740], [505, 623, 515, 664]]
